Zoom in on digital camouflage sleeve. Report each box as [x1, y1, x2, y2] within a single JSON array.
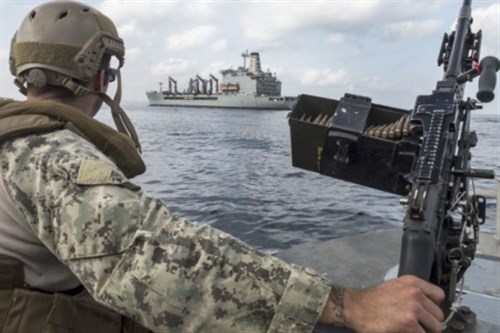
[[0, 129, 332, 332]]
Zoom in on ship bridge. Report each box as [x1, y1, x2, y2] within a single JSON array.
[[220, 51, 282, 96]]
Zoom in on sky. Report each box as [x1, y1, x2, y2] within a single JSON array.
[[1, 0, 499, 113]]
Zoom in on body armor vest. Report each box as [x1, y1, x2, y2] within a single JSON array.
[[0, 99, 145, 178], [0, 99, 150, 333]]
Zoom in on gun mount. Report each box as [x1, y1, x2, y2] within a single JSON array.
[[288, 1, 499, 332]]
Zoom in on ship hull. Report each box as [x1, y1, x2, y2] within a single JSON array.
[[146, 91, 296, 110]]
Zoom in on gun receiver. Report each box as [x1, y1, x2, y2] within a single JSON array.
[[288, 0, 499, 331]]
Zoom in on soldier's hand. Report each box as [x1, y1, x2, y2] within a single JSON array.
[[319, 275, 445, 333]]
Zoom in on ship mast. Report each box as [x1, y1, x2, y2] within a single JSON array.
[[241, 50, 249, 70]]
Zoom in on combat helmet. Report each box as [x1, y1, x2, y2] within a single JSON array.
[[9, 0, 140, 150]]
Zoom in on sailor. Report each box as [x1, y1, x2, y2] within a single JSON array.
[[0, 1, 445, 332]]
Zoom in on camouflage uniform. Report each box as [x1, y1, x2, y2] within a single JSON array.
[[0, 128, 332, 332]]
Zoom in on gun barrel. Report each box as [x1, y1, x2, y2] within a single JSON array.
[[445, 0, 472, 80]]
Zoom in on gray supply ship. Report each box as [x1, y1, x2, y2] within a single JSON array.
[[146, 51, 296, 110]]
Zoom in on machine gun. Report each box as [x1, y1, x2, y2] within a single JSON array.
[[288, 0, 499, 331]]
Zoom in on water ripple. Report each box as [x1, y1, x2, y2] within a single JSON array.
[[97, 105, 498, 250]]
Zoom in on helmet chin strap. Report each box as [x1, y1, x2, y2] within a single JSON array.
[[59, 69, 142, 153], [95, 70, 142, 153]]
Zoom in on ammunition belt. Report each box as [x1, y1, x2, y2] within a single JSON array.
[[363, 114, 411, 140], [299, 112, 412, 141]]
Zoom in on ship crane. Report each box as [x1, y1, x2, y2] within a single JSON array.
[[168, 77, 178, 94], [188, 78, 196, 94], [209, 74, 219, 93], [196, 75, 208, 95]]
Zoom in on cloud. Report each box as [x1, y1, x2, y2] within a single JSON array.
[[384, 20, 443, 39], [326, 33, 346, 45], [472, 3, 500, 57], [210, 39, 227, 52], [116, 21, 140, 39], [151, 58, 193, 77], [165, 25, 217, 50], [1, 0, 496, 110], [98, 1, 176, 23], [96, 2, 180, 49], [240, 1, 445, 49], [199, 61, 226, 79], [0, 48, 9, 85], [184, 2, 215, 18], [97, 1, 216, 45], [126, 47, 142, 62], [241, 2, 380, 43], [301, 68, 347, 86], [0, 48, 7, 61]]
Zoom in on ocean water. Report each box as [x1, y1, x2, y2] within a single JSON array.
[[98, 102, 499, 252]]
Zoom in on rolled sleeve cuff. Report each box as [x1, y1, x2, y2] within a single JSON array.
[[268, 264, 331, 333]]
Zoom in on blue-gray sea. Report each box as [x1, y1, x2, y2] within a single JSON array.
[[98, 103, 499, 253]]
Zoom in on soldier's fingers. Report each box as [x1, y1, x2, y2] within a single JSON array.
[[401, 275, 445, 304]]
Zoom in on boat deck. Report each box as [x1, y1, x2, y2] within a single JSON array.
[[276, 228, 500, 332]]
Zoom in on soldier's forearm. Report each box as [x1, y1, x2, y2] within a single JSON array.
[[66, 190, 332, 332], [318, 284, 347, 327]]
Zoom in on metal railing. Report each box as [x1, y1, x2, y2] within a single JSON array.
[[477, 178, 500, 241]]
